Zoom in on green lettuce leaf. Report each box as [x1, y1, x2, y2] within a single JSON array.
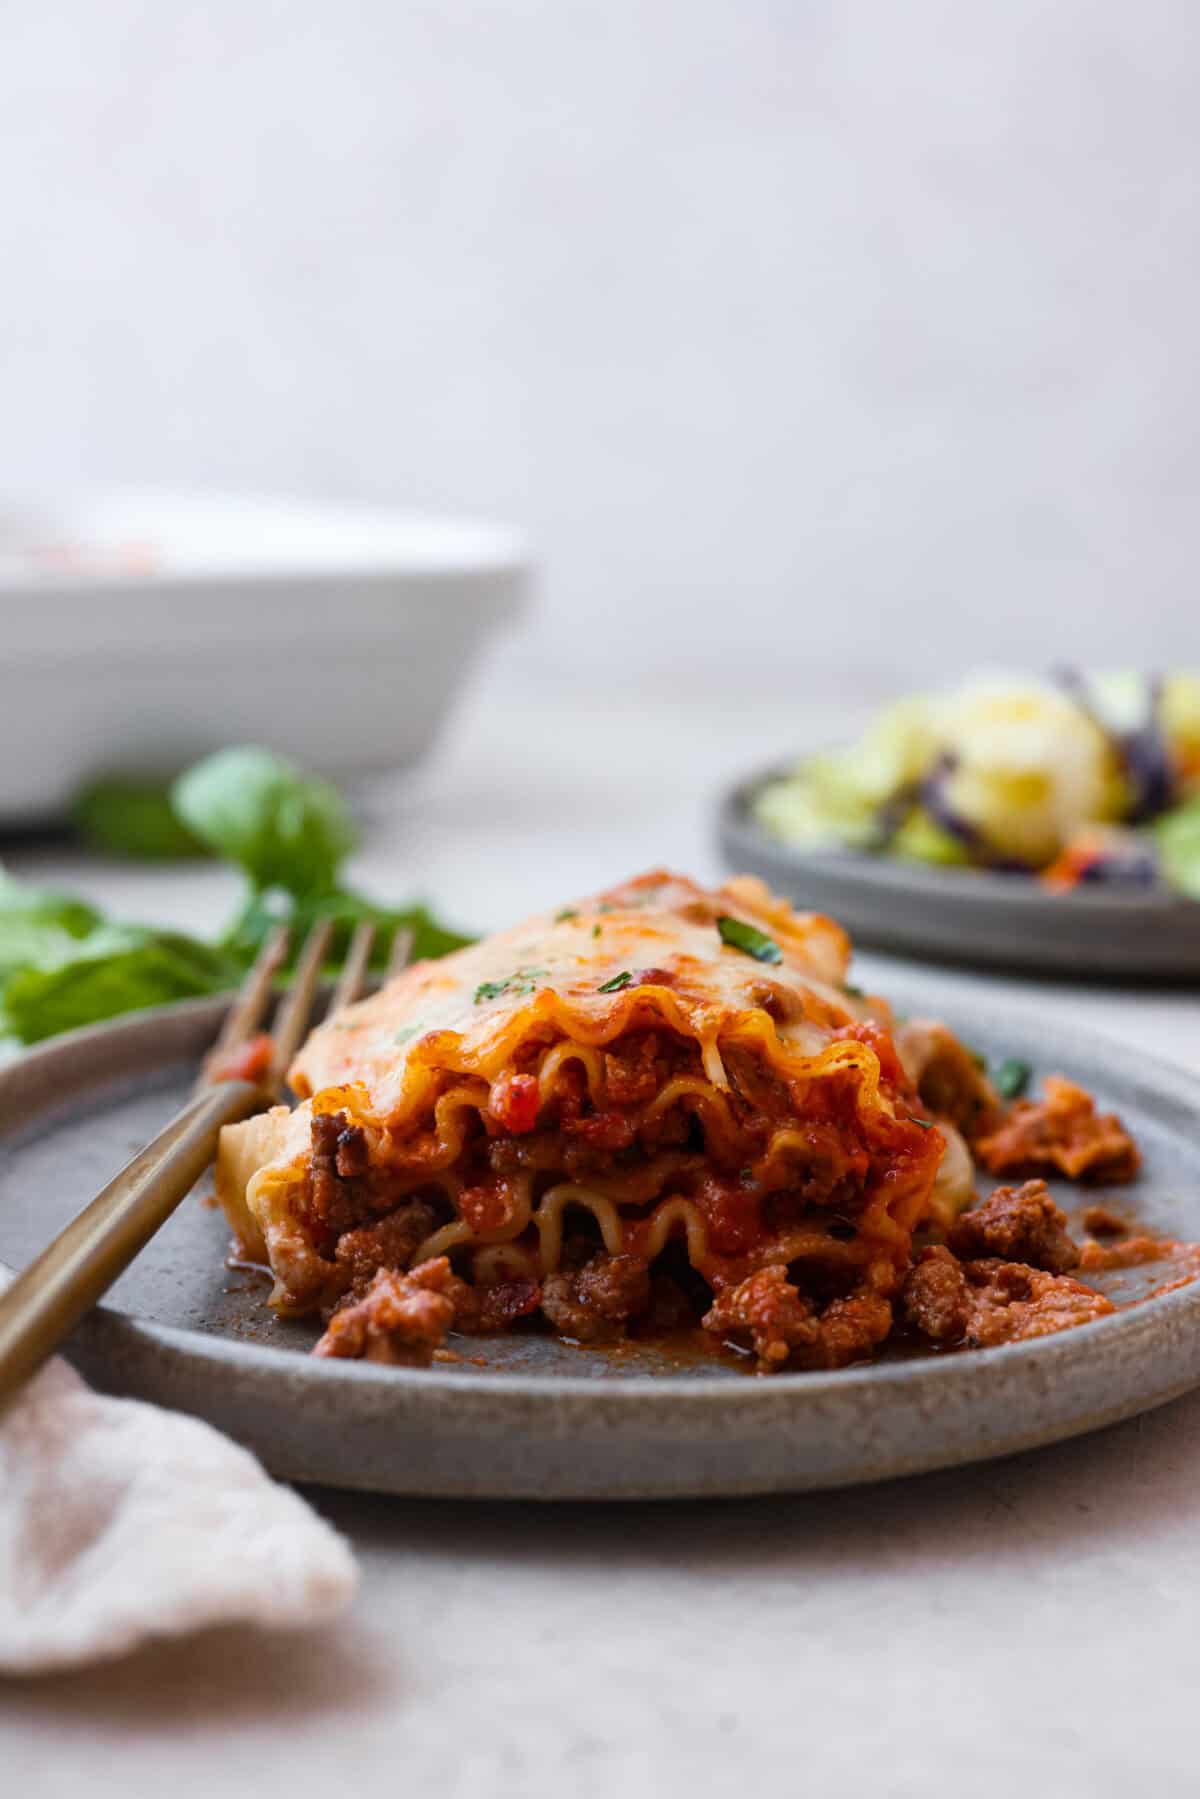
[[890, 807, 972, 867], [1156, 799, 1200, 900]]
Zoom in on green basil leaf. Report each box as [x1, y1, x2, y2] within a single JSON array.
[[717, 915, 783, 964], [173, 747, 355, 897], [597, 971, 633, 993], [0, 869, 101, 938], [0, 753, 474, 1045], [1, 928, 242, 1045], [222, 889, 473, 974], [0, 871, 103, 983], [473, 966, 547, 1004], [71, 776, 209, 860], [992, 1057, 1033, 1100]]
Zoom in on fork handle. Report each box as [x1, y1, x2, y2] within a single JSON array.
[[0, 1079, 264, 1409]]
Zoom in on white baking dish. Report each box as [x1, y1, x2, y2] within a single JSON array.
[[0, 491, 530, 820]]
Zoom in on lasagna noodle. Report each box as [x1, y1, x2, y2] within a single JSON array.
[[216, 870, 945, 1318]]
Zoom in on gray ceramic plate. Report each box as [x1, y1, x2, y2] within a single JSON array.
[[719, 763, 1200, 977], [2, 991, 1200, 1500]]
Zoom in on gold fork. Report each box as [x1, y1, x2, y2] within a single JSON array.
[[0, 916, 401, 1409]]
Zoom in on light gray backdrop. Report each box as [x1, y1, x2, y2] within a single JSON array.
[[3, 1, 1198, 694]]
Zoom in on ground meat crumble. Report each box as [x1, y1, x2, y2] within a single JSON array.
[[314, 1259, 461, 1366], [947, 1179, 1081, 1274], [701, 1267, 893, 1372], [901, 1244, 1114, 1349], [332, 1202, 440, 1302], [310, 1110, 372, 1235], [975, 1077, 1140, 1183], [959, 1259, 1114, 1346], [1081, 1205, 1128, 1238], [540, 1252, 652, 1342], [900, 1246, 970, 1343]]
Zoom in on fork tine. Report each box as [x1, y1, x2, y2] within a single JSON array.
[[330, 918, 376, 1015], [386, 925, 414, 981], [268, 917, 336, 1096], [197, 924, 290, 1093]]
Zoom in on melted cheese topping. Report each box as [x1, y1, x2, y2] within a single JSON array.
[[289, 870, 855, 1123]]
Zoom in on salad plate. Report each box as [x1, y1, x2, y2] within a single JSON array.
[[2, 987, 1200, 1498], [719, 765, 1200, 977], [720, 673, 1200, 977]]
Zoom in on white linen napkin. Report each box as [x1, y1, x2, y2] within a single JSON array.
[[0, 1321, 357, 1675]]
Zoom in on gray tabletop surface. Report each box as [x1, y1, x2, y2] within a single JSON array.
[[3, 671, 1197, 1797]]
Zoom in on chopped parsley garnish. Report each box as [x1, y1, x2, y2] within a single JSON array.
[[555, 908, 579, 922], [592, 922, 601, 938], [992, 1057, 1032, 1101], [597, 970, 633, 993], [473, 967, 548, 1005], [843, 982, 864, 998], [717, 915, 783, 964], [906, 1112, 937, 1130]]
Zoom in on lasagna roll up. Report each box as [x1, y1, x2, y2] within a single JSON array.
[[216, 871, 951, 1362]]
